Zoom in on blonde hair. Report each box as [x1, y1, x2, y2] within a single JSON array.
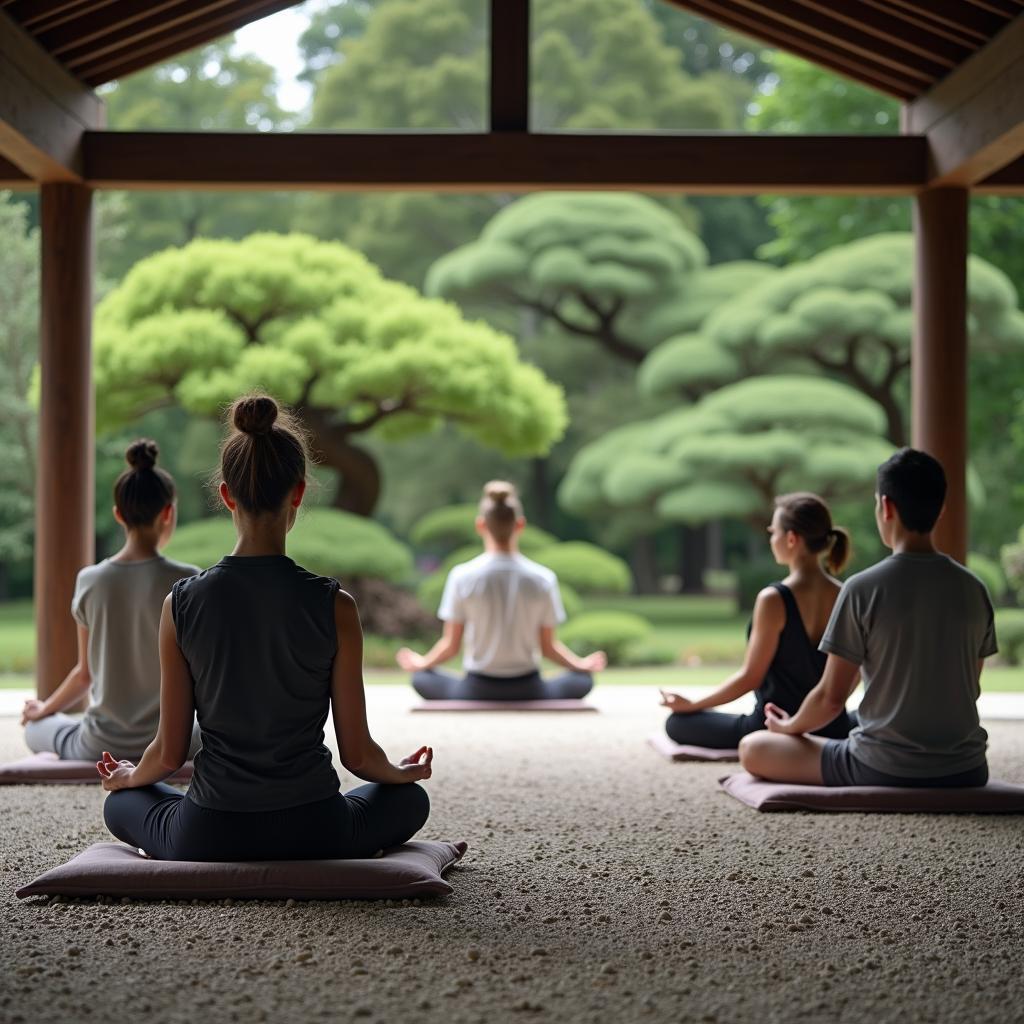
[[478, 480, 523, 544]]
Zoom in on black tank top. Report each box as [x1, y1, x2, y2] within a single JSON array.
[[171, 555, 341, 812]]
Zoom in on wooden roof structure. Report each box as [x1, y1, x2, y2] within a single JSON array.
[[2, 0, 1023, 695]]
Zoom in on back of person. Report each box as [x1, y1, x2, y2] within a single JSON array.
[[75, 556, 197, 754], [827, 552, 992, 777], [441, 551, 563, 677], [756, 583, 829, 713], [173, 555, 341, 812]]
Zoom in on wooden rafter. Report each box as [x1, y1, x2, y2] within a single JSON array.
[[489, 0, 529, 133]]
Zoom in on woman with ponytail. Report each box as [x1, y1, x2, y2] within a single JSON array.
[[398, 480, 606, 701], [659, 492, 857, 748], [98, 394, 431, 862], [22, 440, 200, 761]]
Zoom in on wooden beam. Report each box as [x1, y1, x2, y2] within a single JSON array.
[[905, 14, 1024, 185], [0, 154, 31, 185], [0, 11, 103, 180], [666, 0, 922, 98], [35, 182, 95, 699], [976, 153, 1024, 192], [869, 0, 1009, 44], [912, 187, 968, 564], [14, 0, 117, 34], [81, 131, 929, 194], [489, 0, 529, 132]]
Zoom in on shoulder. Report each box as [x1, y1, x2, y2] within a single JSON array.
[[159, 556, 201, 579], [292, 562, 342, 592], [74, 561, 107, 590], [838, 559, 890, 595], [515, 555, 558, 586], [947, 557, 993, 603], [752, 585, 786, 623], [446, 555, 485, 583]]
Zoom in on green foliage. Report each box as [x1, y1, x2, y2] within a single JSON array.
[[1002, 528, 1024, 605], [561, 375, 893, 532], [409, 504, 557, 554], [530, 542, 631, 595], [559, 611, 652, 664], [968, 553, 1007, 604], [994, 610, 1024, 666], [164, 508, 414, 583], [734, 560, 782, 613]]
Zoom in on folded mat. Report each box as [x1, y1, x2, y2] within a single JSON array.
[[411, 699, 597, 713], [16, 839, 468, 901], [720, 771, 1024, 813], [0, 752, 193, 786], [647, 733, 739, 762]]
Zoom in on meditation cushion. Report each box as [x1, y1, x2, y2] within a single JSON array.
[[646, 733, 739, 763], [0, 752, 193, 786], [411, 699, 597, 713], [16, 839, 468, 901], [719, 771, 1024, 813]]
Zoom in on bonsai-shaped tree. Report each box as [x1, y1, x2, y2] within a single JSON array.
[[694, 235, 1024, 445], [426, 193, 708, 366], [94, 233, 568, 515], [560, 375, 894, 531]]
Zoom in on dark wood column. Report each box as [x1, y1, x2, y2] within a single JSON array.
[[35, 183, 94, 697], [912, 186, 968, 563]]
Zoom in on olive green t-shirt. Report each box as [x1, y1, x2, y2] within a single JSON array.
[[72, 556, 199, 758], [819, 552, 996, 778]]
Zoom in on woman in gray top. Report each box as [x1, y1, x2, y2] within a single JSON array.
[[98, 395, 432, 861], [22, 440, 199, 762]]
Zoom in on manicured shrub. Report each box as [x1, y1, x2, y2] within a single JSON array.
[[968, 552, 1006, 603], [734, 560, 782, 612], [531, 542, 632, 595], [559, 611, 652, 665], [995, 609, 1024, 666], [1001, 529, 1024, 604]]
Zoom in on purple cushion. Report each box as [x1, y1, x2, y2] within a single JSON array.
[[0, 752, 193, 786], [411, 699, 597, 712], [16, 839, 468, 900], [647, 733, 739, 763], [719, 771, 1024, 813]]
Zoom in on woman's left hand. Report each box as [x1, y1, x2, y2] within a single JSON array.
[[96, 751, 137, 791], [764, 702, 796, 734], [659, 689, 698, 714]]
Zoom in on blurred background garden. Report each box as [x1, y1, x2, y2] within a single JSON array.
[[3, 0, 1024, 688]]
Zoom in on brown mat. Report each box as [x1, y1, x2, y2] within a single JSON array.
[[719, 771, 1024, 813], [0, 752, 194, 786], [16, 839, 468, 901], [646, 733, 739, 762], [411, 699, 597, 713]]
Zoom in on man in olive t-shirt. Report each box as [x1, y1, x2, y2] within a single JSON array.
[[739, 448, 996, 788]]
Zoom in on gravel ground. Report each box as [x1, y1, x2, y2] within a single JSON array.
[[2, 691, 1024, 1024]]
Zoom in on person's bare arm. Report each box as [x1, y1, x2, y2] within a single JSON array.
[[21, 625, 91, 725], [764, 652, 860, 736], [539, 627, 607, 673], [334, 592, 433, 784], [97, 597, 196, 790], [660, 588, 784, 714], [396, 621, 464, 672]]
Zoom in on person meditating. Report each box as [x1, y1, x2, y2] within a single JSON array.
[[740, 449, 995, 788], [659, 493, 856, 749], [398, 481, 606, 701], [98, 395, 432, 861], [22, 440, 200, 762]]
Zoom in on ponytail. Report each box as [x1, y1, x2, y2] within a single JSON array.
[[824, 526, 852, 575], [774, 492, 852, 575]]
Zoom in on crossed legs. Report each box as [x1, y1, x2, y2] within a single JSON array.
[[738, 732, 828, 785]]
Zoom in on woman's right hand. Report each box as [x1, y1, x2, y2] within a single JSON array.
[[397, 745, 433, 782], [578, 650, 607, 672], [396, 647, 427, 672], [659, 689, 698, 714], [20, 699, 48, 726]]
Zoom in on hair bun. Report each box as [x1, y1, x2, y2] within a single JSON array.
[[484, 482, 513, 505], [125, 439, 159, 471], [233, 395, 278, 436]]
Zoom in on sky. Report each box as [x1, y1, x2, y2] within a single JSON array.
[[234, 2, 323, 111]]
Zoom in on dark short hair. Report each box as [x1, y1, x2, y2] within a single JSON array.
[[876, 448, 946, 533]]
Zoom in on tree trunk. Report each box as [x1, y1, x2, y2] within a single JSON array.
[[707, 519, 724, 571], [301, 407, 382, 516], [677, 524, 709, 594], [630, 535, 659, 594], [530, 457, 553, 530], [875, 387, 908, 447]]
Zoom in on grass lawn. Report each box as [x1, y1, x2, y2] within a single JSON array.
[[0, 600, 33, 673]]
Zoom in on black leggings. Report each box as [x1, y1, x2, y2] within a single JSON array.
[[412, 668, 593, 701], [103, 782, 430, 862], [666, 707, 858, 749]]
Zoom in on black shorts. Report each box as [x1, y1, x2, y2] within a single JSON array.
[[821, 739, 989, 788]]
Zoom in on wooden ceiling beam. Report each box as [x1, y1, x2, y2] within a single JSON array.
[[906, 14, 1024, 185], [0, 154, 32, 186], [14, 0, 118, 34], [81, 130, 928, 194], [0, 10, 103, 180], [974, 154, 1024, 193], [870, 0, 1009, 43], [72, 0, 299, 84]]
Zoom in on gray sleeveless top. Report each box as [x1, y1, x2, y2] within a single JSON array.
[[171, 555, 341, 812]]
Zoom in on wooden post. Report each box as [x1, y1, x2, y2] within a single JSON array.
[[912, 185, 968, 563], [490, 0, 529, 132], [35, 183, 94, 698]]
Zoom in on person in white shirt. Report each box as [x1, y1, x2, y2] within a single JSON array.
[[397, 481, 606, 700]]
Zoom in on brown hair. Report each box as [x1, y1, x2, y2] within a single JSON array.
[[113, 439, 176, 528], [478, 480, 523, 544], [773, 492, 851, 575], [219, 394, 309, 515]]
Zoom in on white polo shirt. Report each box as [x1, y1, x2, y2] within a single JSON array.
[[437, 552, 566, 677]]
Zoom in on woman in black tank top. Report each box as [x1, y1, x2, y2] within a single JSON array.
[[659, 493, 856, 749], [97, 395, 433, 861]]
